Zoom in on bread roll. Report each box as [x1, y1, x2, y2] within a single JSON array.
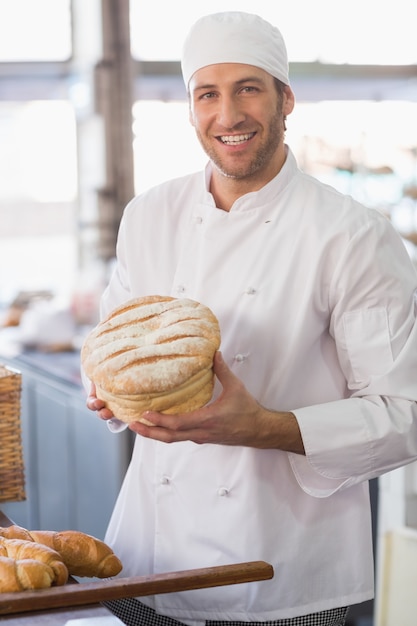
[[81, 296, 221, 423], [0, 537, 68, 586], [0, 556, 56, 592], [0, 525, 123, 579], [28, 529, 123, 578]]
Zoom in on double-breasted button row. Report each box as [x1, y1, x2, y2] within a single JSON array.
[[159, 478, 230, 497]]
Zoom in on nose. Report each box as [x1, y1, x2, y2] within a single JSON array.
[[216, 95, 245, 129]]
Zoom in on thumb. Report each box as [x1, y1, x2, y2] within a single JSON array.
[[213, 351, 238, 387]]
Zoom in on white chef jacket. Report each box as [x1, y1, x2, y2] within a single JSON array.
[[100, 147, 417, 624]]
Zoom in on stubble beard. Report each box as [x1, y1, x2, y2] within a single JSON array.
[[196, 103, 285, 181]]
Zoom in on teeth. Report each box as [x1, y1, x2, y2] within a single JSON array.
[[220, 133, 254, 145]]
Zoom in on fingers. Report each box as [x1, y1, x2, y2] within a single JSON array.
[[129, 416, 209, 445], [87, 400, 114, 421], [128, 415, 181, 442], [129, 419, 172, 441], [86, 394, 105, 411], [134, 410, 197, 430], [86, 384, 115, 420]]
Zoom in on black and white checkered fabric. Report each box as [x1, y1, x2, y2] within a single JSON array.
[[102, 598, 349, 626]]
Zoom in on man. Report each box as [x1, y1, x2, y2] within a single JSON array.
[[86, 11, 417, 626]]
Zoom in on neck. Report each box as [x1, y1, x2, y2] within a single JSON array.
[[209, 145, 287, 212], [209, 176, 259, 212]]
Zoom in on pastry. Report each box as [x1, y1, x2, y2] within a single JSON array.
[[0, 525, 122, 578]]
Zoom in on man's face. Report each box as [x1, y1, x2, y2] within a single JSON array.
[[188, 63, 294, 184]]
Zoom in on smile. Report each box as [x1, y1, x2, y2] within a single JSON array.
[[219, 133, 255, 145]]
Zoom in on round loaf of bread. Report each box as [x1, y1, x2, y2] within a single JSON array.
[[81, 295, 221, 423]]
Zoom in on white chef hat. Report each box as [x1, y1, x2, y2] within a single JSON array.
[[181, 11, 290, 88]]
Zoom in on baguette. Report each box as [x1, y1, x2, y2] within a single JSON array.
[[0, 537, 68, 586], [0, 556, 56, 592], [0, 525, 122, 578]]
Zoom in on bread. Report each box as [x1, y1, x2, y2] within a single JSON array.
[[28, 529, 123, 578], [0, 525, 31, 541], [0, 537, 68, 586], [81, 295, 221, 423], [0, 525, 123, 579], [0, 556, 56, 592]]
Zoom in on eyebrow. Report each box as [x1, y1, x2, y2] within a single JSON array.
[[192, 75, 267, 94]]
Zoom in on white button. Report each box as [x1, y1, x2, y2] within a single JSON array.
[[217, 487, 229, 496], [245, 287, 256, 295], [160, 476, 170, 485], [176, 285, 186, 294], [194, 216, 203, 224], [234, 354, 246, 362]]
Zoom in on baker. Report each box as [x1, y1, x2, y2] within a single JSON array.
[[85, 11, 417, 626]]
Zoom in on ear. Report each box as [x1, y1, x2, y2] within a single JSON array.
[[283, 86, 295, 116]]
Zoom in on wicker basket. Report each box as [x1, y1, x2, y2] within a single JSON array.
[[0, 364, 26, 502]]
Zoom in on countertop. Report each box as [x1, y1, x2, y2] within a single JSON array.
[[0, 324, 87, 388], [12, 349, 83, 388], [0, 337, 83, 389]]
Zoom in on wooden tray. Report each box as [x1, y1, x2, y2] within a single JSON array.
[[0, 561, 273, 616]]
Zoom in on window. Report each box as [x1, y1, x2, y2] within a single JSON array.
[[0, 0, 71, 61], [0, 101, 77, 202], [0, 101, 77, 302], [1, 1, 416, 307], [0, 0, 75, 305], [130, 2, 417, 264], [130, 0, 417, 64]]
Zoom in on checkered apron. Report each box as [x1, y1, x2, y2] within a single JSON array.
[[103, 598, 349, 626]]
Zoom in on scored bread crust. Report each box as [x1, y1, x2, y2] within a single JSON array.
[[81, 295, 221, 423]]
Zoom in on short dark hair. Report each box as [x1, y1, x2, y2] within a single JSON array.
[[273, 78, 288, 131], [273, 77, 287, 97]]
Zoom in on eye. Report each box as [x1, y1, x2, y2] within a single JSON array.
[[196, 91, 217, 101], [240, 85, 258, 94]]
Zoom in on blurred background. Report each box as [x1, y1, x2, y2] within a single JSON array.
[[1, 0, 416, 316], [0, 3, 416, 624]]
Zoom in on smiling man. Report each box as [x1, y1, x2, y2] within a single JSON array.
[[85, 11, 417, 626], [188, 63, 294, 206]]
